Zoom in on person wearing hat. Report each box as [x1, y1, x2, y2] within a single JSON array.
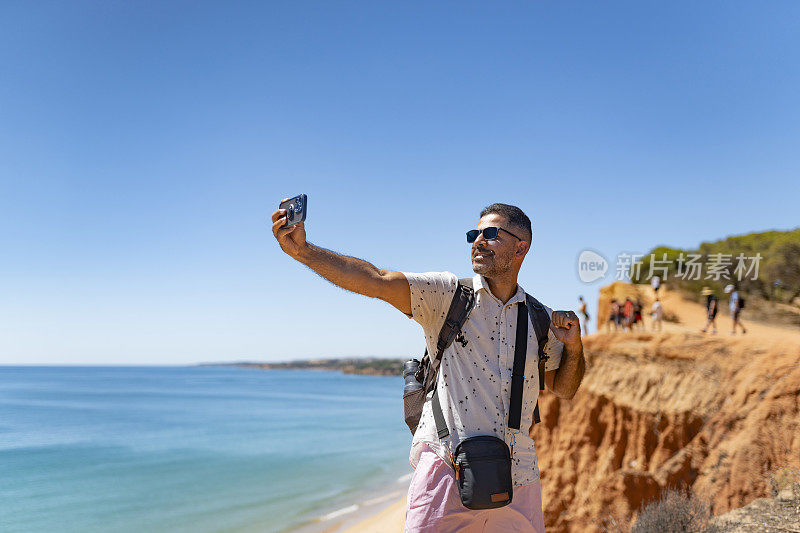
[[701, 287, 718, 334], [725, 284, 747, 335]]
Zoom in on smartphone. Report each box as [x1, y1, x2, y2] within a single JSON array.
[[279, 194, 307, 228]]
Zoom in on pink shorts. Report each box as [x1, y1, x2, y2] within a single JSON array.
[[405, 444, 546, 533]]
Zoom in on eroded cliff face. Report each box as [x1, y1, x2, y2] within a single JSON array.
[[532, 283, 800, 532]]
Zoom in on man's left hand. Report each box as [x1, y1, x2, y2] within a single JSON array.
[[550, 310, 582, 346]]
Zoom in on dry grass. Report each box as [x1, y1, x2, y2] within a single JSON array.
[[596, 488, 724, 533], [631, 488, 720, 533]]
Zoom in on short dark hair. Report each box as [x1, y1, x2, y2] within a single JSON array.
[[479, 203, 532, 242]]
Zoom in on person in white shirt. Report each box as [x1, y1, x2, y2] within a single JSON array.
[[651, 298, 663, 332], [725, 284, 747, 335], [272, 201, 585, 532]]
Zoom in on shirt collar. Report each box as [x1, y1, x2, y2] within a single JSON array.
[[473, 274, 526, 306]]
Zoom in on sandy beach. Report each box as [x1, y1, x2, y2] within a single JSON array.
[[340, 497, 406, 533]]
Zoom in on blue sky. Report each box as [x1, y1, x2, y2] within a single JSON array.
[[1, 2, 798, 364]]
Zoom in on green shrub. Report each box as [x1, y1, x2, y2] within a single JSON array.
[[631, 228, 800, 306]]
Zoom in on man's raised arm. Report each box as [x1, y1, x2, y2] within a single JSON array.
[[271, 203, 412, 316]]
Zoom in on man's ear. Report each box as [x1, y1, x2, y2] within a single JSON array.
[[516, 241, 530, 258]]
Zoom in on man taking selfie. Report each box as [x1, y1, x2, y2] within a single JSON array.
[[272, 200, 585, 533]]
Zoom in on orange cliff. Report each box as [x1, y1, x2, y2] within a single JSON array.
[[533, 282, 800, 531]]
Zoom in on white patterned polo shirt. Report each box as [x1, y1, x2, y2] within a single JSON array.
[[402, 271, 564, 487]]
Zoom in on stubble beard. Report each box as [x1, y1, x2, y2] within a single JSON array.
[[472, 250, 514, 277]]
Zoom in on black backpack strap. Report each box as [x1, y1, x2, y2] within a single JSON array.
[[432, 290, 554, 441], [429, 278, 475, 439], [436, 299, 531, 438], [526, 293, 551, 425], [422, 278, 475, 392], [415, 279, 475, 389], [432, 302, 528, 439]]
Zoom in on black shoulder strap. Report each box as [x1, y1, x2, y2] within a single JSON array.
[[434, 298, 532, 438], [421, 278, 475, 392], [437, 279, 476, 361], [429, 278, 474, 439], [431, 290, 555, 442], [526, 293, 552, 425], [507, 303, 528, 431]]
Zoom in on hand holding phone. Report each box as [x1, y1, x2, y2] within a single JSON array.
[[272, 194, 308, 259], [278, 194, 307, 228]]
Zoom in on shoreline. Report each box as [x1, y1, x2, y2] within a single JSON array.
[[291, 474, 410, 533], [202, 360, 405, 377]]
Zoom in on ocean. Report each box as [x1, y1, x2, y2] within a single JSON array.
[[0, 366, 412, 532]]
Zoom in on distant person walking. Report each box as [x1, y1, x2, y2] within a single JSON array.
[[623, 297, 634, 332], [608, 299, 620, 332], [701, 286, 718, 334], [651, 298, 663, 331], [725, 284, 747, 335], [578, 296, 590, 336], [633, 298, 644, 331]]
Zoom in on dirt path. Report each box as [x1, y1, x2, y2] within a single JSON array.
[[596, 282, 800, 349]]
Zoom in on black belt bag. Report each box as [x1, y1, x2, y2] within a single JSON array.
[[452, 435, 513, 509]]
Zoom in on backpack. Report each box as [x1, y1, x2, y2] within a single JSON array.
[[738, 296, 745, 309], [403, 278, 553, 435]]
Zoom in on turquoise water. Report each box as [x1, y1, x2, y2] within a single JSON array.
[[0, 366, 412, 532]]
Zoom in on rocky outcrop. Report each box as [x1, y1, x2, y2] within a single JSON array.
[[532, 283, 800, 532], [708, 478, 800, 532]]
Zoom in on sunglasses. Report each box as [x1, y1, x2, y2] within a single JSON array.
[[466, 226, 522, 243]]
